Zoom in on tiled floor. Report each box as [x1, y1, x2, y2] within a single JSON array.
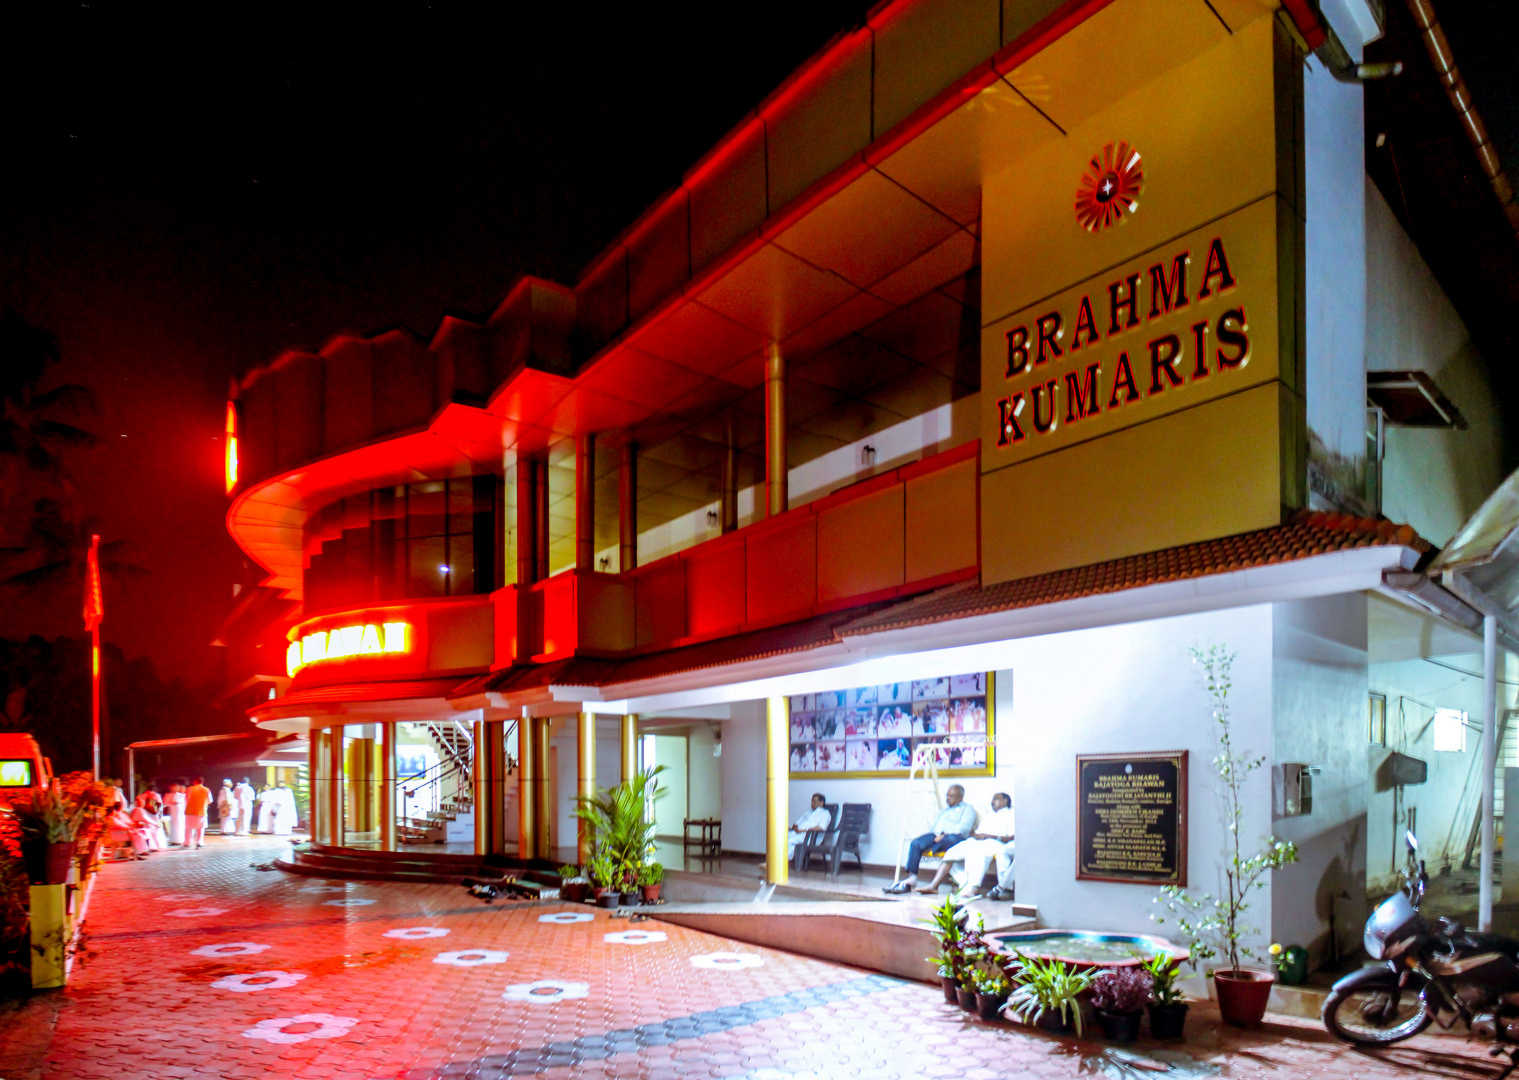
[[0, 838, 1504, 1079]]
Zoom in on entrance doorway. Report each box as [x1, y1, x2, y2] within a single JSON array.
[[643, 733, 688, 838]]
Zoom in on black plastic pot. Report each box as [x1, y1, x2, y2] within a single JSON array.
[[619, 890, 639, 906], [1034, 1009, 1073, 1035], [940, 976, 957, 1004], [595, 890, 619, 909], [955, 985, 976, 1011], [1095, 1008, 1142, 1042], [1148, 1001, 1189, 1039], [975, 992, 1006, 1021]]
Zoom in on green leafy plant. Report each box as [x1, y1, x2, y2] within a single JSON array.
[[923, 896, 985, 986], [1151, 646, 1298, 974], [587, 850, 619, 891], [637, 861, 663, 887], [1006, 952, 1095, 1035], [557, 864, 580, 880], [972, 963, 1011, 998], [574, 766, 666, 879], [1140, 951, 1186, 1006], [0, 783, 92, 843], [1089, 967, 1152, 1013]]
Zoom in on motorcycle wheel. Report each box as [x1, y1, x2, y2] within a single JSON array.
[[1322, 980, 1434, 1046]]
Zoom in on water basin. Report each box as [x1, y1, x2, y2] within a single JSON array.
[[987, 929, 1187, 970]]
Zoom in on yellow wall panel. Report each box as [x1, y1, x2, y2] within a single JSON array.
[[905, 456, 978, 582], [980, 383, 1284, 583], [817, 485, 906, 603], [873, 0, 1001, 136]]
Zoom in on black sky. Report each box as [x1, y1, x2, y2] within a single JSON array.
[[1, 2, 1514, 686]]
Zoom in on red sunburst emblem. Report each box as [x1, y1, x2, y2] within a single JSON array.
[[1075, 141, 1143, 232]]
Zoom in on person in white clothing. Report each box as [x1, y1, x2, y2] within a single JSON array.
[[256, 785, 278, 833], [271, 784, 298, 835], [787, 792, 832, 859], [914, 791, 1014, 900], [233, 778, 255, 834], [163, 780, 187, 846], [217, 780, 238, 835]]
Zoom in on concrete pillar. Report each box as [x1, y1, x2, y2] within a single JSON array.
[[619, 442, 638, 572], [473, 717, 489, 855], [578, 711, 597, 866], [533, 717, 553, 860], [621, 713, 639, 783], [575, 433, 596, 572], [307, 733, 322, 845], [379, 722, 396, 851], [765, 695, 789, 884], [487, 718, 507, 856], [764, 343, 787, 518], [517, 714, 538, 859], [1481, 613, 1498, 930]]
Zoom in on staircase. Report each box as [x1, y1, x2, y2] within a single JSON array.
[[278, 843, 560, 891], [397, 720, 476, 845]]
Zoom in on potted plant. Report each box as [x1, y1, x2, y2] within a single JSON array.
[[1005, 952, 1095, 1036], [972, 963, 1011, 1021], [1152, 646, 1298, 1028], [638, 861, 664, 903], [557, 864, 589, 903], [0, 783, 92, 885], [617, 862, 640, 906], [1269, 942, 1309, 986], [955, 917, 989, 1011], [924, 895, 967, 1004], [1089, 966, 1151, 1042], [589, 851, 619, 908], [1140, 951, 1189, 1039]]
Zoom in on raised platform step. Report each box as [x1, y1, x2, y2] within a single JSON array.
[[277, 843, 560, 890]]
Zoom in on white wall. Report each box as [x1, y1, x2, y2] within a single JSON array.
[[1365, 181, 1507, 544], [1270, 594, 1369, 965], [1005, 607, 1276, 939], [686, 724, 722, 820], [549, 716, 625, 857], [720, 700, 767, 854]]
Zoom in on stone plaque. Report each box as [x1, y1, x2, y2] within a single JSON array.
[[1076, 751, 1187, 885]]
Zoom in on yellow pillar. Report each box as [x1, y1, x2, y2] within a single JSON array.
[[308, 733, 323, 845], [473, 717, 489, 856], [488, 719, 507, 856], [621, 713, 639, 783], [517, 715, 537, 859], [29, 884, 67, 989], [327, 725, 344, 847], [764, 343, 787, 517], [765, 695, 790, 884], [533, 717, 553, 860], [577, 711, 596, 866], [379, 723, 396, 851]]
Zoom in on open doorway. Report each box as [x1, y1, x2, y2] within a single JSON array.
[[643, 733, 688, 838]]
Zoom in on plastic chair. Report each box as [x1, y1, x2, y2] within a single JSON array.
[[792, 803, 839, 873], [803, 802, 871, 878]]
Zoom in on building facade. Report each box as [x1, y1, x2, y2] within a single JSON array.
[[223, 0, 1514, 965]]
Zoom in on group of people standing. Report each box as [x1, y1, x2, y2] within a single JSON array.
[[104, 776, 297, 859]]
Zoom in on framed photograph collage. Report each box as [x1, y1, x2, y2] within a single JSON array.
[[788, 673, 994, 778]]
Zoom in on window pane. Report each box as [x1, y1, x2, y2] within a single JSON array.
[[1433, 709, 1467, 753], [448, 478, 476, 535], [448, 542, 475, 596], [408, 481, 447, 538], [407, 536, 448, 597]]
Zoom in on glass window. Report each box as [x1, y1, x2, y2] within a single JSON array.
[[1368, 692, 1386, 746], [1433, 708, 1467, 753], [407, 536, 449, 597], [408, 481, 447, 538]]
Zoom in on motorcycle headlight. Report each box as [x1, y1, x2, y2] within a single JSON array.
[[1363, 925, 1385, 960]]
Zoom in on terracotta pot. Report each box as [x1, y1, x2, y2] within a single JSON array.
[[22, 839, 75, 885], [566, 881, 591, 903], [1214, 969, 1274, 1028], [1148, 1001, 1189, 1039], [640, 883, 661, 903], [940, 975, 958, 1004], [975, 992, 1006, 1021], [955, 985, 977, 1011], [1095, 1007, 1142, 1042]]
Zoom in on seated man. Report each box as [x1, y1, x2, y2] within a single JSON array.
[[912, 791, 1014, 900], [787, 792, 832, 860], [883, 784, 977, 894]]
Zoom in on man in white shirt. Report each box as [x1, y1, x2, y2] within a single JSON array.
[[787, 792, 833, 860], [912, 791, 1014, 899]]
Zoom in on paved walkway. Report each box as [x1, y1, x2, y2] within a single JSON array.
[[0, 839, 1504, 1079]]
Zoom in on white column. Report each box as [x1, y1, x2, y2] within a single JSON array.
[[1480, 613, 1498, 930]]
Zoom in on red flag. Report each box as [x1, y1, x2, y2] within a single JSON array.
[[83, 533, 103, 631]]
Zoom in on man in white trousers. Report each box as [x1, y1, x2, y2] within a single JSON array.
[[233, 777, 255, 835], [913, 791, 1014, 900]]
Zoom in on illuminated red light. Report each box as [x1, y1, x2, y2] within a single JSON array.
[[225, 401, 239, 494]]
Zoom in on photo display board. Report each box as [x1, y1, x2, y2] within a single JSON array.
[[1076, 751, 1187, 885], [789, 673, 994, 778]]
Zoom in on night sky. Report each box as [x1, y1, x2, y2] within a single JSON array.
[[1, 3, 1514, 688]]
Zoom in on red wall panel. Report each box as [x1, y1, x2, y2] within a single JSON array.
[[684, 537, 746, 639], [745, 515, 817, 626]]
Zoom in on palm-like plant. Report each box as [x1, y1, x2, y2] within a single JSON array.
[[573, 766, 665, 879]]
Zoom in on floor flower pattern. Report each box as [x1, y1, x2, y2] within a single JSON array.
[[603, 928, 667, 945], [537, 911, 594, 925], [502, 979, 590, 1003], [322, 896, 376, 907], [433, 949, 509, 966], [691, 951, 764, 969], [165, 906, 229, 918], [211, 970, 308, 993], [240, 1013, 359, 1044], [191, 941, 271, 958], [383, 926, 450, 940]]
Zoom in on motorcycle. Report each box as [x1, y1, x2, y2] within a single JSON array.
[[1324, 830, 1519, 1074]]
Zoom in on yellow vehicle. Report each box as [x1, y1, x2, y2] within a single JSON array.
[[0, 732, 53, 793]]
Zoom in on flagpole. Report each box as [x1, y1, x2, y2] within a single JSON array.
[[85, 533, 103, 779], [92, 620, 101, 778]]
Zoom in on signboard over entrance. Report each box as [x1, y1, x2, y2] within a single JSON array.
[[1076, 751, 1187, 885]]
